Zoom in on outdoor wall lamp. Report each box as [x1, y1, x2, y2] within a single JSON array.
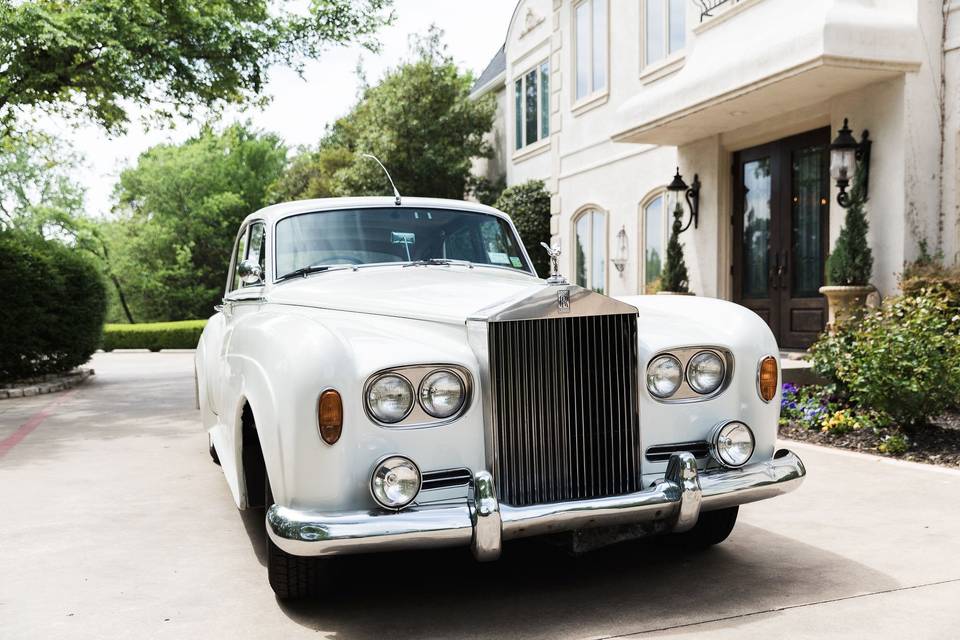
[[829, 118, 871, 208], [611, 225, 629, 274], [666, 167, 700, 233]]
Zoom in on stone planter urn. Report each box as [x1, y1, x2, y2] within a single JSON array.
[[819, 284, 876, 331]]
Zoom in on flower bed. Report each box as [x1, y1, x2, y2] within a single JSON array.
[[777, 382, 960, 468]]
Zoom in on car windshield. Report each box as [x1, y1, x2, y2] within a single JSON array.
[[275, 207, 531, 277]]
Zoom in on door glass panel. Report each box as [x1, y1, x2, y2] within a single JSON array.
[[742, 158, 771, 298], [592, 210, 606, 294], [575, 214, 590, 288], [248, 222, 266, 276], [644, 195, 664, 293], [792, 145, 825, 297], [230, 228, 248, 292]]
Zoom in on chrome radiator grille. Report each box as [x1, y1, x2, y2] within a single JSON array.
[[487, 313, 641, 507]]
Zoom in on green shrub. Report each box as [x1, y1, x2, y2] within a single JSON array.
[[0, 230, 107, 382], [826, 161, 873, 286], [494, 180, 551, 277], [900, 247, 960, 310], [810, 285, 960, 425], [102, 320, 207, 352]]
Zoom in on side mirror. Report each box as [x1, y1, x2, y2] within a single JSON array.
[[237, 259, 264, 286]]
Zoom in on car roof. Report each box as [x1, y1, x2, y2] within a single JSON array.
[[243, 197, 512, 227]]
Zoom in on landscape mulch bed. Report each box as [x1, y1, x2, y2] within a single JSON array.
[[779, 413, 960, 469]]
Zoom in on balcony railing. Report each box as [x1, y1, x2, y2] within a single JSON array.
[[695, 0, 742, 22]]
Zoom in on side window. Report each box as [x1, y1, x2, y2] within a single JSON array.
[[248, 222, 266, 277], [229, 226, 249, 293]]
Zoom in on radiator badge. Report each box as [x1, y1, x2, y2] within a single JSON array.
[[557, 288, 571, 313]]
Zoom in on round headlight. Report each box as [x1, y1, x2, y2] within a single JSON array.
[[419, 370, 466, 418], [687, 351, 726, 395], [367, 374, 414, 424], [647, 355, 683, 398], [371, 455, 421, 509], [711, 421, 755, 468]]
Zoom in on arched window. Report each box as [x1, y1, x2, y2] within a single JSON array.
[[642, 193, 666, 293], [573, 208, 606, 293]]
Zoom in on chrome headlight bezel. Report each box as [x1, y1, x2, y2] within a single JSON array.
[[646, 354, 683, 398], [370, 455, 422, 510], [646, 347, 734, 403], [709, 420, 756, 468], [364, 364, 472, 427]]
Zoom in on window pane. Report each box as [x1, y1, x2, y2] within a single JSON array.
[[644, 196, 664, 293], [248, 222, 266, 274], [742, 158, 772, 298], [231, 230, 248, 291], [591, 0, 607, 92], [646, 0, 665, 65], [575, 214, 590, 287], [514, 79, 523, 149], [792, 145, 826, 297], [540, 62, 550, 139], [525, 69, 538, 146], [669, 0, 685, 53], [592, 210, 605, 294], [575, 2, 590, 99]]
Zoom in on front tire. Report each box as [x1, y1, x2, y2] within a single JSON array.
[[668, 506, 739, 548], [265, 474, 323, 600]]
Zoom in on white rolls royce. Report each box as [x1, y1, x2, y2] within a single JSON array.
[[195, 196, 805, 600]]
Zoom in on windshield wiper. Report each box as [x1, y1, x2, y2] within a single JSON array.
[[276, 264, 333, 282], [402, 258, 473, 268]]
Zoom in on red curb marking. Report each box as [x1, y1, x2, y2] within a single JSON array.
[[0, 389, 78, 459]]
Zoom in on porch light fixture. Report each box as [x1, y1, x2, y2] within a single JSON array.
[[611, 226, 629, 274], [829, 118, 871, 208], [666, 168, 700, 233]]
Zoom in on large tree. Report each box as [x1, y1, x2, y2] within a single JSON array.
[[0, 0, 393, 136], [109, 123, 287, 321], [271, 28, 496, 202]]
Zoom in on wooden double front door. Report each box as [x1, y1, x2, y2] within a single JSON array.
[[733, 128, 830, 350]]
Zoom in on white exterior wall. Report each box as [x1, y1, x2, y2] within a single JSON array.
[[479, 0, 956, 302]]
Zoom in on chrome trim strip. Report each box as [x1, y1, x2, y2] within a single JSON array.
[[266, 449, 806, 556]]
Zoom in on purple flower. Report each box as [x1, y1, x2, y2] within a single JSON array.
[[782, 383, 799, 396]]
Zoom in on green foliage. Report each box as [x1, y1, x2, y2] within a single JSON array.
[[826, 161, 873, 286], [0, 133, 85, 234], [493, 180, 551, 277], [0, 0, 393, 135], [108, 123, 287, 321], [900, 243, 960, 309], [878, 432, 909, 455], [271, 27, 495, 202], [661, 203, 689, 293], [469, 175, 506, 207], [102, 320, 207, 352], [810, 286, 960, 426], [0, 230, 106, 381]]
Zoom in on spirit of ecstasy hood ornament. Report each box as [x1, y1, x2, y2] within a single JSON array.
[[540, 242, 568, 285]]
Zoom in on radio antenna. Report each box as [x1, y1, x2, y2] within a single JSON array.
[[361, 154, 402, 206]]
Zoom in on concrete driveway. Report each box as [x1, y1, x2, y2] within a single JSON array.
[[1, 352, 959, 639]]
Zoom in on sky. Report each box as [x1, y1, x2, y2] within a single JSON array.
[[43, 0, 518, 219]]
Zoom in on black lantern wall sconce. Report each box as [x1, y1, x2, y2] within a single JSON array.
[[666, 167, 700, 233], [829, 118, 871, 208]]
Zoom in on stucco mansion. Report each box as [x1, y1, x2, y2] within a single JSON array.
[[471, 0, 959, 348]]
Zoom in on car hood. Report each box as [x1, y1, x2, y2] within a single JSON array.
[[266, 265, 547, 324]]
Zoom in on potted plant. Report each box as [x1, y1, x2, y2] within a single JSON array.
[[657, 203, 693, 295], [820, 161, 874, 329]]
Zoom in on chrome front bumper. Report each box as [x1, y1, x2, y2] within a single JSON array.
[[266, 449, 806, 559]]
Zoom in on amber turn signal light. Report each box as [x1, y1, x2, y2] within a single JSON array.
[[758, 356, 778, 402], [318, 390, 343, 445]]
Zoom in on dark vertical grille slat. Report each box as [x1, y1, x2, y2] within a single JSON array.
[[488, 314, 641, 507]]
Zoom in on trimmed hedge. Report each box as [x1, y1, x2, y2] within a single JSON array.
[[0, 231, 107, 382], [103, 320, 207, 352]]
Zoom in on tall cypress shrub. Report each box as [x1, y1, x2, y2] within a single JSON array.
[[661, 202, 690, 293], [826, 161, 873, 286]]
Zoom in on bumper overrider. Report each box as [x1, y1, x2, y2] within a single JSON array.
[[266, 449, 806, 559]]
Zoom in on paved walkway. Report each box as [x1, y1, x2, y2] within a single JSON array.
[[1, 352, 958, 639]]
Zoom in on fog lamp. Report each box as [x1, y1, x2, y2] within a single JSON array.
[[370, 455, 421, 510], [710, 420, 755, 468]]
